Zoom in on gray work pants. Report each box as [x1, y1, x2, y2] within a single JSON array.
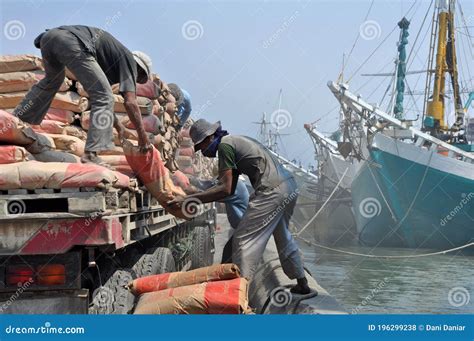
[[232, 178, 306, 280], [14, 28, 115, 152]]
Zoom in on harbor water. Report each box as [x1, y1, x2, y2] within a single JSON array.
[[299, 242, 474, 314]]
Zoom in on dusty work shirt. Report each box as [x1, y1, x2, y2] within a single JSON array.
[[55, 25, 137, 93], [217, 135, 292, 192]]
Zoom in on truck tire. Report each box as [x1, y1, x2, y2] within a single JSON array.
[[133, 247, 176, 277], [191, 225, 213, 269], [89, 268, 135, 315]]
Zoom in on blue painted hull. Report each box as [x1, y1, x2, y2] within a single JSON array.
[[351, 147, 474, 249]]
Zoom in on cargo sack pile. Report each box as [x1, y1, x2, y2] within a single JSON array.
[[129, 264, 252, 314], [0, 54, 216, 218]]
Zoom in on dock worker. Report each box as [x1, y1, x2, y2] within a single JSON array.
[[13, 25, 152, 166], [167, 83, 192, 130], [168, 119, 312, 294]]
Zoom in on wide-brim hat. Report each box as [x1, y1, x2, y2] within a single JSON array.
[[190, 119, 221, 151]]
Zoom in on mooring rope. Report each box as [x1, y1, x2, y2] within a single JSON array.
[[297, 235, 474, 259]]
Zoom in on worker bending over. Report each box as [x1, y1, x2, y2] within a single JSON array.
[[14, 25, 152, 166], [168, 119, 311, 294]]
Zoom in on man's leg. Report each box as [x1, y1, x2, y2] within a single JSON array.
[[232, 188, 286, 279], [14, 31, 65, 124], [65, 55, 115, 160], [272, 179, 311, 294]]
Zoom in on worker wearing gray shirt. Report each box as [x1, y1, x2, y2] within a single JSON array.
[[14, 25, 152, 166], [168, 119, 312, 294]]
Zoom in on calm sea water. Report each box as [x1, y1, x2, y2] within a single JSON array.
[[299, 242, 474, 314]]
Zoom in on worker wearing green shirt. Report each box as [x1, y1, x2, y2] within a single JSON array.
[[168, 119, 312, 294]]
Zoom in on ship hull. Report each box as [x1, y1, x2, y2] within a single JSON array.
[[352, 133, 474, 249]]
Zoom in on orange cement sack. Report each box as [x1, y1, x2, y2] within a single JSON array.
[[31, 120, 66, 135], [133, 278, 250, 315], [0, 71, 71, 93], [128, 263, 241, 295], [0, 146, 28, 164], [44, 108, 75, 124], [0, 55, 43, 74], [0, 161, 129, 190], [45, 134, 85, 156], [0, 110, 36, 145], [122, 140, 187, 218]]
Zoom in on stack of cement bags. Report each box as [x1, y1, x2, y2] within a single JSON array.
[[177, 119, 217, 179], [128, 264, 252, 314]]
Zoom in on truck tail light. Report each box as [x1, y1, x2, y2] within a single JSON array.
[[37, 264, 66, 285], [6, 265, 34, 286]]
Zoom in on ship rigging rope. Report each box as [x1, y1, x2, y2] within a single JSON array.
[[296, 167, 349, 237], [296, 235, 474, 259]]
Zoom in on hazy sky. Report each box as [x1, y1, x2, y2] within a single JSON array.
[[1, 0, 473, 166]]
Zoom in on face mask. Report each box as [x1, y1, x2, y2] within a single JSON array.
[[202, 136, 219, 158]]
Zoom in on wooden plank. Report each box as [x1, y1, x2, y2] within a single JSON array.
[[60, 188, 80, 193], [105, 191, 119, 209], [8, 189, 27, 195], [34, 188, 55, 194], [68, 192, 106, 214]]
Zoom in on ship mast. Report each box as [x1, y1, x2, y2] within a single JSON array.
[[425, 0, 464, 134]]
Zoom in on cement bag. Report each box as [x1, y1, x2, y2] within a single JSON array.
[[113, 94, 153, 115], [172, 170, 191, 190], [0, 55, 43, 74], [133, 278, 250, 315], [64, 125, 87, 140], [0, 71, 71, 93], [179, 136, 193, 148], [98, 146, 124, 156], [25, 133, 55, 154], [178, 147, 194, 158], [46, 134, 85, 156], [136, 80, 160, 99], [44, 108, 75, 124], [31, 120, 66, 135], [100, 155, 128, 166], [0, 146, 28, 164], [33, 150, 80, 163], [0, 161, 128, 190], [52, 92, 89, 112], [0, 110, 36, 145], [128, 264, 241, 295], [180, 167, 194, 176], [0, 91, 88, 112], [176, 156, 193, 168], [123, 114, 162, 135], [180, 128, 190, 138], [122, 140, 188, 218]]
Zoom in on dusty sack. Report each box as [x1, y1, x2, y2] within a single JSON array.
[[133, 278, 250, 315], [122, 140, 187, 218], [0, 110, 36, 145], [128, 263, 241, 295], [0, 161, 130, 190], [113, 94, 153, 115], [123, 114, 162, 135], [31, 120, 66, 135], [0, 71, 71, 93], [46, 134, 85, 156], [44, 108, 75, 124], [0, 91, 88, 112], [0, 55, 43, 74], [32, 150, 80, 163], [0, 145, 28, 164]]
